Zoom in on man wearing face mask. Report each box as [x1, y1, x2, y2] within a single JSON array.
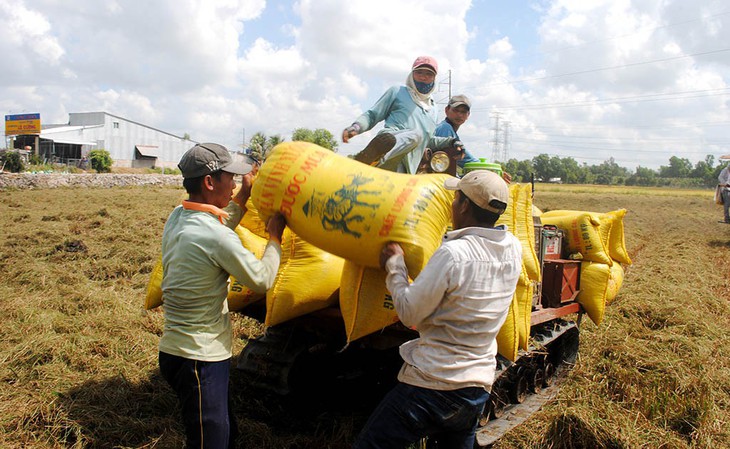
[[342, 56, 461, 174]]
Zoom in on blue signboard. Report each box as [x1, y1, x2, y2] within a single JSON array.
[[5, 113, 40, 121]]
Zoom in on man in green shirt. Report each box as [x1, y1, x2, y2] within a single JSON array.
[[159, 143, 285, 449]]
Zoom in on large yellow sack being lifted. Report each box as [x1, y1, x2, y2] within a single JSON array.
[[340, 261, 401, 342], [251, 142, 453, 277], [265, 230, 345, 327], [241, 196, 268, 239], [540, 210, 613, 266]]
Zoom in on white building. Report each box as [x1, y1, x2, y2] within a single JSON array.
[[14, 112, 196, 169]]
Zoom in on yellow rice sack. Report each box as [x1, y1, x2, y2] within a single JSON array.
[[145, 226, 272, 312], [144, 255, 164, 310], [251, 142, 453, 276], [515, 279, 534, 351], [541, 210, 613, 266], [496, 298, 520, 362], [340, 261, 401, 342], [227, 225, 268, 311], [497, 184, 540, 282], [265, 229, 345, 327], [605, 262, 625, 305], [576, 261, 610, 325], [517, 184, 540, 282], [601, 209, 631, 265], [241, 196, 268, 239]]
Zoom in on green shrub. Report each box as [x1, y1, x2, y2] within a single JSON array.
[[28, 154, 43, 165], [148, 167, 181, 175], [1, 151, 24, 173], [89, 149, 113, 173]]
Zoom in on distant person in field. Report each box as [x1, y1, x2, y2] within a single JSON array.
[[719, 162, 730, 223], [341, 55, 462, 173], [158, 143, 286, 449], [354, 170, 522, 449]]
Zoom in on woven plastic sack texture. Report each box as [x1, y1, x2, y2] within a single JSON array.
[[265, 229, 344, 327], [251, 142, 453, 276]]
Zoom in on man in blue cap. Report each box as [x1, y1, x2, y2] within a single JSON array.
[[434, 94, 480, 172]]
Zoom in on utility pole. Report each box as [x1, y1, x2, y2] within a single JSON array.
[[490, 112, 501, 162]]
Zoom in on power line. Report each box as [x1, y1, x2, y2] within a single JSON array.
[[528, 10, 730, 61], [516, 135, 730, 145], [462, 47, 730, 91], [484, 88, 730, 111], [510, 138, 724, 155], [532, 120, 730, 131]]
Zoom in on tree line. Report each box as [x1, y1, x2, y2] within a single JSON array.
[[502, 154, 724, 188], [245, 128, 724, 188]]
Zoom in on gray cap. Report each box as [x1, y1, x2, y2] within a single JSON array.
[[448, 94, 471, 110], [178, 143, 253, 179]]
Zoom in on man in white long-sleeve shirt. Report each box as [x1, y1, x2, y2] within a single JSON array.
[[719, 163, 730, 223], [354, 170, 522, 449]]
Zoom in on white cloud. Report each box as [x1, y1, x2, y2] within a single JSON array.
[[488, 37, 515, 61], [0, 0, 727, 169]]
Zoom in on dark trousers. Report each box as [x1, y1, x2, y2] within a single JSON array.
[[159, 351, 238, 449], [353, 382, 489, 449]]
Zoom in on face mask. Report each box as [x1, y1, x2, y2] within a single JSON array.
[[414, 81, 434, 94]]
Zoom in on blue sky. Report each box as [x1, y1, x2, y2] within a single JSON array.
[[1, 0, 729, 169]]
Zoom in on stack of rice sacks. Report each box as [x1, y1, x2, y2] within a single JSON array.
[[143, 223, 273, 312], [144, 142, 627, 365], [540, 209, 630, 326], [495, 184, 541, 361]]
